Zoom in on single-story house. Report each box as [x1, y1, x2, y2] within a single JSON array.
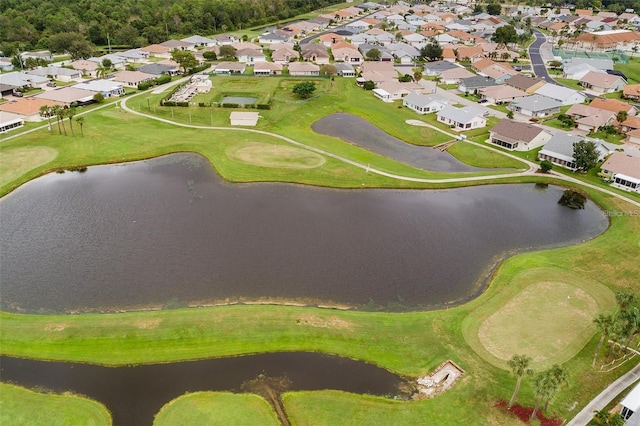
[[258, 32, 291, 45], [73, 80, 125, 97], [271, 47, 298, 64], [21, 50, 53, 62], [438, 67, 475, 85], [0, 72, 50, 89], [627, 128, 640, 145], [437, 105, 487, 132], [563, 63, 604, 81], [26, 66, 81, 82], [111, 70, 157, 87], [589, 98, 637, 116], [116, 49, 149, 63], [538, 133, 615, 170], [0, 83, 17, 97], [332, 46, 363, 64], [181, 35, 216, 47], [253, 62, 283, 76], [88, 54, 127, 69], [35, 87, 96, 105], [214, 34, 239, 45], [230, 111, 260, 126], [488, 118, 553, 151], [422, 60, 460, 77], [300, 46, 330, 64], [138, 63, 180, 76], [458, 76, 497, 94], [236, 48, 266, 64], [373, 81, 412, 102], [578, 71, 626, 93], [70, 59, 99, 77], [141, 44, 172, 59], [213, 62, 246, 75], [509, 95, 562, 118], [0, 111, 24, 133], [504, 74, 546, 94], [619, 381, 640, 421], [566, 104, 616, 132], [0, 57, 14, 72], [0, 97, 63, 122], [616, 116, 640, 134], [402, 92, 449, 114], [623, 84, 640, 101], [334, 62, 356, 77], [599, 152, 640, 193], [287, 62, 319, 76], [159, 39, 195, 51], [479, 85, 527, 104], [534, 84, 586, 106]]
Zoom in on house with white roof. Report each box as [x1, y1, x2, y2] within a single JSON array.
[[535, 84, 587, 106], [181, 35, 216, 47], [73, 80, 125, 97], [402, 92, 449, 114], [0, 71, 50, 88], [0, 111, 24, 133], [437, 105, 487, 131], [27, 66, 82, 82]]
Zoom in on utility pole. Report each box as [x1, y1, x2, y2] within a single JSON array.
[[107, 33, 112, 54]]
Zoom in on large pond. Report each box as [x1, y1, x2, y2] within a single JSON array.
[[0, 153, 607, 313], [312, 113, 497, 173], [1, 352, 409, 425]]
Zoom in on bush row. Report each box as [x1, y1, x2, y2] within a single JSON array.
[[137, 74, 172, 91]]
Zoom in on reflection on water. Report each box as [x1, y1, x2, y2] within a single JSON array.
[[0, 153, 608, 313]]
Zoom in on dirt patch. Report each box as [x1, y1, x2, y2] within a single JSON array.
[[44, 323, 68, 331], [0, 146, 58, 187], [295, 314, 353, 331], [227, 142, 325, 169], [415, 360, 465, 399], [134, 318, 162, 329]]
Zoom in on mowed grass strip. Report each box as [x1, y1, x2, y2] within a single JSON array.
[[227, 142, 326, 168], [153, 392, 278, 426], [445, 141, 527, 169], [0, 383, 111, 426], [463, 267, 616, 370], [0, 146, 58, 187]]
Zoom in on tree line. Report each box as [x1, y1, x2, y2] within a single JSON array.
[[0, 0, 342, 55]]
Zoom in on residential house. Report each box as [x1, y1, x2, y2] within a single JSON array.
[[509, 94, 562, 117], [73, 80, 125, 97], [589, 97, 637, 115], [437, 105, 487, 132], [138, 63, 179, 76], [213, 62, 246, 75], [599, 152, 640, 193], [253, 62, 283, 76], [236, 48, 266, 64], [386, 43, 420, 64], [566, 104, 615, 132], [27, 66, 81, 82], [373, 80, 413, 102], [477, 63, 517, 84], [479, 85, 527, 104], [288, 62, 319, 76], [0, 71, 50, 89], [181, 35, 216, 47], [458, 76, 497, 94], [141, 44, 172, 59], [563, 63, 607, 81], [272, 47, 299, 64], [160, 39, 195, 51], [318, 33, 345, 47], [488, 118, 553, 151], [70, 59, 99, 77], [578, 71, 626, 93], [214, 34, 239, 45], [538, 133, 615, 170], [35, 87, 95, 105], [334, 63, 356, 77], [332, 42, 363, 64], [504, 74, 546, 94], [117, 49, 150, 63], [0, 83, 16, 97], [623, 84, 640, 101], [111, 70, 156, 87], [88, 54, 126, 69], [360, 61, 398, 85], [402, 92, 449, 114], [422, 60, 460, 77], [535, 84, 586, 106], [0, 57, 14, 72], [0, 111, 24, 133], [301, 45, 330, 64], [0, 97, 63, 121], [21, 50, 53, 62], [616, 115, 640, 134], [258, 32, 291, 45], [439, 67, 475, 85]]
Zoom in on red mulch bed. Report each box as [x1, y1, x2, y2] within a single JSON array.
[[494, 399, 564, 426]]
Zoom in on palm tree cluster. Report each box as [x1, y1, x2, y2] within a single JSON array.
[[593, 291, 640, 366], [506, 354, 569, 420], [39, 105, 85, 137]]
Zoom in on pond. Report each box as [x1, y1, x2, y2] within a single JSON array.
[[312, 113, 497, 173], [0, 153, 608, 313], [1, 352, 409, 425], [221, 96, 258, 105]]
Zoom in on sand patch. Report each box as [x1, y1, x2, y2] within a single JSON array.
[[44, 323, 68, 331], [228, 142, 325, 169], [296, 315, 352, 330], [0, 146, 58, 187], [134, 318, 162, 329]]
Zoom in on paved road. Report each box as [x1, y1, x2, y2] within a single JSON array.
[[567, 363, 640, 425], [529, 30, 555, 82]]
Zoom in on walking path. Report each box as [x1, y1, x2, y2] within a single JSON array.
[[567, 363, 640, 426]]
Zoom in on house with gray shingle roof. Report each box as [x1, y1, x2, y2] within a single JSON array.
[[403, 92, 449, 114], [538, 133, 616, 170], [509, 94, 562, 117], [489, 118, 552, 151], [458, 76, 497, 94], [422, 60, 461, 77]]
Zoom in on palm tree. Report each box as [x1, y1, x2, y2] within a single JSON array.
[[56, 107, 67, 136], [543, 364, 568, 412], [616, 111, 628, 125], [593, 313, 615, 366], [39, 105, 53, 133], [66, 107, 77, 136], [621, 307, 640, 351], [507, 354, 533, 408], [76, 116, 85, 137], [615, 291, 636, 313], [530, 371, 554, 421], [51, 105, 63, 135]]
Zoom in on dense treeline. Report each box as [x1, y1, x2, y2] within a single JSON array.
[[0, 0, 342, 53]]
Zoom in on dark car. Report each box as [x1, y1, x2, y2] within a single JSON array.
[[477, 99, 488, 104]]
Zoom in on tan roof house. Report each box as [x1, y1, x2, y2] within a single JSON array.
[[623, 84, 640, 101], [141, 44, 172, 58], [579, 71, 626, 93], [479, 85, 527, 104], [272, 47, 299, 64], [489, 118, 553, 151], [332, 44, 363, 65], [253, 62, 283, 76], [438, 67, 475, 85], [35, 87, 96, 105], [504, 74, 546, 94], [318, 33, 345, 46], [111, 70, 156, 87], [600, 152, 640, 193], [360, 61, 398, 84], [589, 98, 637, 115], [70, 59, 99, 77], [566, 104, 616, 132], [0, 97, 63, 121], [287, 62, 319, 76]]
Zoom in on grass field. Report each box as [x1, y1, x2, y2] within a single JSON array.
[[0, 383, 111, 426], [1, 73, 640, 425], [227, 142, 326, 168], [446, 141, 526, 169], [154, 392, 278, 426], [614, 58, 640, 85], [0, 146, 58, 187]]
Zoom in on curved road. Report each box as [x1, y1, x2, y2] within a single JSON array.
[[529, 29, 555, 82]]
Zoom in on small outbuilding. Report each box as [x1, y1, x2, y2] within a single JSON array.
[[230, 111, 260, 126]]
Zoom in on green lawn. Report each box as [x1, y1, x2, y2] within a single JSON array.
[[615, 58, 640, 85], [446, 141, 527, 169], [1, 73, 640, 426]]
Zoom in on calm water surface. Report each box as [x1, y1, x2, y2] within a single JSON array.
[[0, 153, 608, 313]]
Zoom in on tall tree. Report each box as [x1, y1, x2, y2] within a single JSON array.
[[573, 140, 600, 172], [487, 3, 502, 15], [507, 354, 533, 408], [219, 45, 237, 60], [365, 48, 381, 61], [39, 105, 53, 133], [615, 291, 636, 312], [51, 105, 63, 135], [616, 110, 628, 124], [75, 116, 85, 137], [56, 107, 67, 136], [171, 49, 198, 74], [530, 371, 554, 421], [544, 364, 568, 412], [420, 42, 443, 62], [492, 25, 518, 49], [66, 107, 77, 136], [593, 313, 615, 366]]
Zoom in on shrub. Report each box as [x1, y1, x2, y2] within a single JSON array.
[[540, 160, 553, 173], [222, 103, 239, 108], [256, 104, 271, 110], [138, 82, 151, 90]]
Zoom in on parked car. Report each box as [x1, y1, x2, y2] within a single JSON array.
[[13, 91, 23, 97], [477, 99, 488, 104], [46, 82, 57, 87]]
